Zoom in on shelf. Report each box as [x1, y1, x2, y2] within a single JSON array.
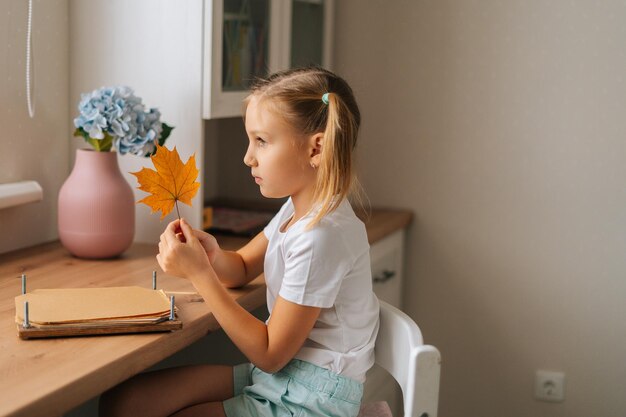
[[0, 180, 42, 210], [223, 12, 250, 21]]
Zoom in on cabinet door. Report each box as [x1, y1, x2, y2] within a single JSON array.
[[203, 0, 281, 119], [280, 0, 334, 70]]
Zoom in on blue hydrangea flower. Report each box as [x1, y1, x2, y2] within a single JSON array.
[[73, 86, 172, 156], [115, 108, 164, 156]]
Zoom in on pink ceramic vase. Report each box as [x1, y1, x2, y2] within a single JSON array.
[[58, 149, 135, 258]]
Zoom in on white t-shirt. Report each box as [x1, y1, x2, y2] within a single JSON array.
[[263, 198, 380, 383]]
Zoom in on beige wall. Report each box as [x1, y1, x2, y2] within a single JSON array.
[[335, 1, 626, 416], [0, 0, 69, 254]]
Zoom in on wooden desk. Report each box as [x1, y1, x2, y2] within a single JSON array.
[[0, 209, 411, 417]]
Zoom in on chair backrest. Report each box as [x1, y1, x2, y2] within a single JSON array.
[[375, 301, 441, 417]]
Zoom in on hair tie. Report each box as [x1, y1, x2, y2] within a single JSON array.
[[322, 93, 330, 105]]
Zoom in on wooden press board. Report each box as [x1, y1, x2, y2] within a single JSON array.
[[15, 286, 182, 339]]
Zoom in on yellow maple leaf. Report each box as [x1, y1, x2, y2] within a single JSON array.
[[131, 144, 200, 220]]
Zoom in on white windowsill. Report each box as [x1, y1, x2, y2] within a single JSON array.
[[0, 181, 43, 210]]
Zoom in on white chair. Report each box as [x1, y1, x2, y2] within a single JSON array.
[[358, 300, 441, 417]]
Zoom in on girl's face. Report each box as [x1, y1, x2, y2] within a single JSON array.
[[243, 96, 317, 200]]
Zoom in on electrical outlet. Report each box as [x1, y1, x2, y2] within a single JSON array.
[[534, 370, 565, 402]]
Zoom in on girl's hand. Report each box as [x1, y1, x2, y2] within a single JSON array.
[[192, 229, 221, 264], [157, 218, 212, 280], [172, 222, 220, 264]]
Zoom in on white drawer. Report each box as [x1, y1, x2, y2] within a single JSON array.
[[370, 230, 404, 309]]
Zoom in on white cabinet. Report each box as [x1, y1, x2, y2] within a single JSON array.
[[285, 0, 334, 69], [202, 0, 335, 119], [370, 229, 405, 309], [365, 229, 406, 416]]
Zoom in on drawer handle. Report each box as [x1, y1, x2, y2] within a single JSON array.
[[373, 269, 396, 283]]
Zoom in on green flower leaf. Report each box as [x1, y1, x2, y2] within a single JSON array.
[[146, 123, 175, 157], [160, 123, 174, 146], [85, 132, 113, 152], [73, 128, 89, 140]]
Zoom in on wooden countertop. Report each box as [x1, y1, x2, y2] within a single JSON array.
[[0, 209, 411, 417]]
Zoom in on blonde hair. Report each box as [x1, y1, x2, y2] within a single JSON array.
[[243, 67, 365, 228]]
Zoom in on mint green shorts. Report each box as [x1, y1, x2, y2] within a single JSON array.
[[223, 359, 363, 417]]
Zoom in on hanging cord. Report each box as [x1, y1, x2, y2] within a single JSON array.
[[26, 0, 35, 118]]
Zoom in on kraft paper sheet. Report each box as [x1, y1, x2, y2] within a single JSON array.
[[15, 286, 173, 326]]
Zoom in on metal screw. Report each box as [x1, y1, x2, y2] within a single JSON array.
[[21, 274, 26, 294], [169, 295, 175, 321], [23, 301, 30, 328]]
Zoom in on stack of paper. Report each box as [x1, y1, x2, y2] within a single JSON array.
[[15, 286, 175, 329]]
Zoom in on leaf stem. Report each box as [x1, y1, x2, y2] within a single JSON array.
[[175, 200, 181, 221]]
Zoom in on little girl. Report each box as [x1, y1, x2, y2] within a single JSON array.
[[100, 67, 380, 417]]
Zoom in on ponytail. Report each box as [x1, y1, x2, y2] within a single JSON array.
[[309, 91, 360, 227]]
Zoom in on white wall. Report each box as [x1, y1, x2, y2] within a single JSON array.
[[0, 0, 69, 254], [335, 1, 626, 416]]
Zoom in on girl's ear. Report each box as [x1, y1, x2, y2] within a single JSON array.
[[309, 133, 324, 167]]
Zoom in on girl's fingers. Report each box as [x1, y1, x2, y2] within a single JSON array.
[[159, 240, 170, 256], [179, 218, 195, 243], [166, 219, 181, 234], [159, 233, 170, 250], [163, 220, 183, 246], [167, 219, 184, 239]]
